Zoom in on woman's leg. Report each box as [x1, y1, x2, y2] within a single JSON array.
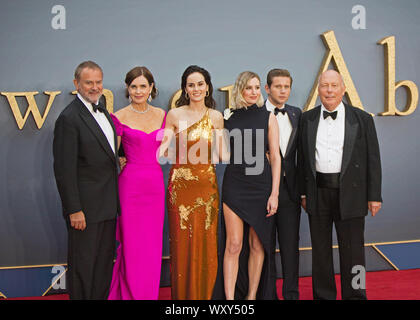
[[223, 203, 244, 300], [247, 227, 265, 300]]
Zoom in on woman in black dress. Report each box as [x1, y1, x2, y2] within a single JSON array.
[[219, 71, 281, 300]]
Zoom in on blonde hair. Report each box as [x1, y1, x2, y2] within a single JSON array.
[[231, 71, 264, 109]]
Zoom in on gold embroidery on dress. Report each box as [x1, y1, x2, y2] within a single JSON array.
[[178, 193, 218, 234], [167, 107, 219, 299], [178, 204, 190, 230], [206, 165, 216, 184], [171, 109, 218, 236], [202, 193, 218, 230], [171, 167, 199, 182], [188, 111, 213, 142], [172, 109, 213, 165], [169, 167, 199, 205]]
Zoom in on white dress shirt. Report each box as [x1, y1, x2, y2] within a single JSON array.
[[77, 93, 115, 154], [265, 99, 292, 157], [315, 102, 345, 173]]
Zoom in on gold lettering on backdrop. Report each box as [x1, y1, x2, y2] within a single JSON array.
[[3, 32, 419, 129], [377, 36, 419, 116], [219, 85, 233, 109], [0, 91, 61, 129], [304, 30, 364, 112], [169, 89, 182, 109], [71, 89, 114, 113], [102, 89, 114, 113]]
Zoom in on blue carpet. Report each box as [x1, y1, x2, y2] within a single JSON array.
[[376, 242, 420, 270]]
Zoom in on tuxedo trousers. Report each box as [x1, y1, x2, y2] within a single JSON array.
[[308, 187, 366, 300], [275, 176, 301, 300], [66, 218, 116, 300]]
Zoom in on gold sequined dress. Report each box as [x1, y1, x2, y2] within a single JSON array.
[[167, 109, 219, 300]]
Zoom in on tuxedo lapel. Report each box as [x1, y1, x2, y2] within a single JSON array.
[[284, 105, 298, 158], [307, 106, 321, 177], [78, 101, 116, 163], [340, 104, 358, 180], [102, 108, 118, 156], [285, 104, 299, 127]]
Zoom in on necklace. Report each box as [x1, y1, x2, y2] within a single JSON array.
[[130, 104, 149, 114]]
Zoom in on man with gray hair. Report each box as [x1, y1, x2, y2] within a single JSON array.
[[298, 69, 382, 299], [53, 61, 119, 299]]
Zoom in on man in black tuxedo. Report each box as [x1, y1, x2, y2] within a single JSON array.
[[53, 61, 119, 299], [264, 69, 301, 300], [298, 70, 382, 300]]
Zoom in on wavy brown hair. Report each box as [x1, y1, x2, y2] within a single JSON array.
[[175, 65, 216, 109], [125, 66, 158, 100]]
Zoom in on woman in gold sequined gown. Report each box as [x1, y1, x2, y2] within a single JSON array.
[[160, 65, 228, 300]]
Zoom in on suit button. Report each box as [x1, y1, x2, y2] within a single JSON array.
[[353, 182, 358, 187], [355, 164, 359, 168]]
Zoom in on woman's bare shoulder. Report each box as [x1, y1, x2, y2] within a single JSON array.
[[209, 108, 224, 128], [113, 105, 131, 121]]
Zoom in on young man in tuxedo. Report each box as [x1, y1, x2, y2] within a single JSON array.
[[298, 70, 382, 299], [264, 69, 302, 300], [53, 61, 119, 299]]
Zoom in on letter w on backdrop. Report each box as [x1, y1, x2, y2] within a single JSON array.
[[1, 91, 61, 129]]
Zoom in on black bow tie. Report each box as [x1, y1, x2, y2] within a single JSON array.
[[92, 102, 105, 113], [323, 110, 337, 120], [274, 108, 286, 116]]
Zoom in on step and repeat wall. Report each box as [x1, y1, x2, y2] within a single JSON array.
[[0, 0, 419, 297]]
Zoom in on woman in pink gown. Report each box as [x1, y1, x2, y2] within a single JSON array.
[[108, 66, 166, 300]]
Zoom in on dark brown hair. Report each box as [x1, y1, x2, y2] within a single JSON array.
[[74, 61, 103, 81], [175, 65, 216, 109], [125, 66, 158, 99], [266, 68, 293, 88]]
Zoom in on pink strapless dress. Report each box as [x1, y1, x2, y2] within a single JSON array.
[[108, 112, 166, 300]]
